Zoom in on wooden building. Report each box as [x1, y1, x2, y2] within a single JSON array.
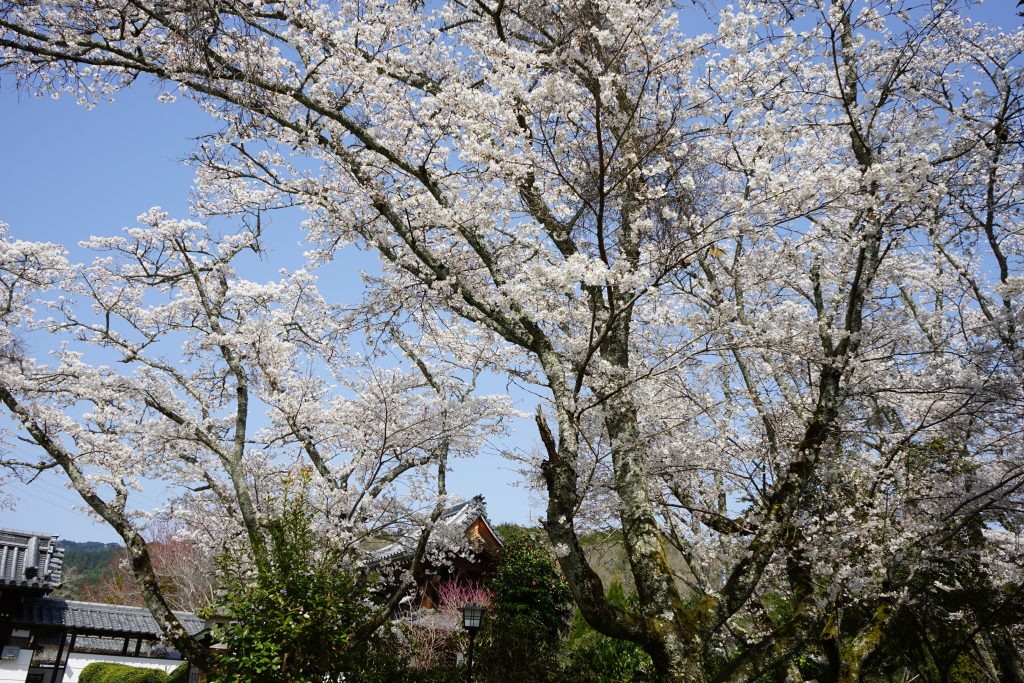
[[369, 496, 504, 609], [1, 529, 64, 683], [0, 528, 203, 683]]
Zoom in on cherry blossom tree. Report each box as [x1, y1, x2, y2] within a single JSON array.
[[1, 0, 1023, 680], [0, 213, 510, 666]]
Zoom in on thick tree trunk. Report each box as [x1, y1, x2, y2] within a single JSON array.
[[991, 628, 1024, 683], [598, 294, 708, 682], [661, 648, 708, 683], [837, 604, 893, 683]]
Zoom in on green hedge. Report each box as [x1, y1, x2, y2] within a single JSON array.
[[79, 662, 169, 683], [167, 663, 190, 683]]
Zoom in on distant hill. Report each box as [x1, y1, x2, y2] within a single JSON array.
[[495, 523, 637, 591], [55, 539, 122, 598], [495, 523, 693, 598]]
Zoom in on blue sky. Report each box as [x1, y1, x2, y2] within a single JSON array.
[[0, 85, 539, 542]]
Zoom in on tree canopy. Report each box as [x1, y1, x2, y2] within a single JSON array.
[[1, 0, 1023, 680]]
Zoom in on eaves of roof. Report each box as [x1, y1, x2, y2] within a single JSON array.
[[17, 598, 206, 638]]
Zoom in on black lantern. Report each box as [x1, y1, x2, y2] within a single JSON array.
[[462, 604, 485, 631], [461, 604, 487, 683]]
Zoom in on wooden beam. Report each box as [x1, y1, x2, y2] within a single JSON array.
[[50, 632, 66, 683]]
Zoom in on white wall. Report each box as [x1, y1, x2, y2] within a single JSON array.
[[0, 648, 32, 683], [60, 653, 184, 682]]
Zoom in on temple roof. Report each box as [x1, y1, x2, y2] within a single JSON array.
[[368, 495, 503, 566], [0, 527, 64, 591]]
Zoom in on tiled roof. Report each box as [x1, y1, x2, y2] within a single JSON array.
[[369, 495, 502, 565], [18, 598, 206, 637], [0, 527, 64, 590]]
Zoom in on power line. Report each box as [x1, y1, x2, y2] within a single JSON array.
[[9, 486, 80, 514]]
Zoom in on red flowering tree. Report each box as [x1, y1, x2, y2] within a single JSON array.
[[400, 579, 493, 676], [80, 526, 215, 612]]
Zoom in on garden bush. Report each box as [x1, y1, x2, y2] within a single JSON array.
[[205, 489, 408, 682], [79, 662, 169, 683], [166, 663, 190, 683], [478, 529, 573, 683]]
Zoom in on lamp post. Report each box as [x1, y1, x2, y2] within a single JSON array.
[[461, 603, 486, 683]]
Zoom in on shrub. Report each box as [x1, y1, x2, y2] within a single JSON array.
[[204, 490, 406, 683], [166, 663, 190, 683], [478, 529, 573, 683], [79, 662, 169, 683]]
